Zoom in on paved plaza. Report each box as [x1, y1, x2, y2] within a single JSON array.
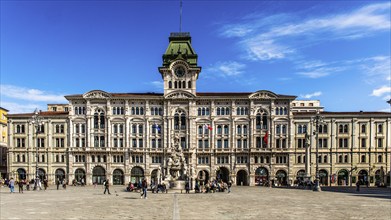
[[1, 185, 390, 220]]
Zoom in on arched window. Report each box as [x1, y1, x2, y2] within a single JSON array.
[[298, 125, 302, 134], [221, 107, 225, 115], [279, 108, 283, 115], [182, 81, 186, 88], [226, 107, 230, 115], [338, 155, 343, 163], [237, 107, 241, 115], [275, 108, 279, 115], [174, 109, 186, 130], [378, 155, 382, 163], [243, 125, 247, 134], [344, 155, 348, 163], [113, 124, 118, 134], [297, 156, 301, 163], [188, 81, 191, 88], [224, 125, 229, 134], [282, 125, 287, 134], [217, 125, 222, 134], [169, 81, 172, 89], [202, 108, 206, 115], [323, 155, 327, 163], [276, 125, 281, 134], [283, 107, 287, 115], [198, 126, 203, 135], [256, 110, 267, 129], [237, 125, 242, 134], [198, 108, 201, 116], [174, 81, 177, 88]]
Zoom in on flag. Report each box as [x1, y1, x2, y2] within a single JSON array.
[[153, 123, 161, 132], [204, 124, 212, 131], [263, 131, 268, 145]]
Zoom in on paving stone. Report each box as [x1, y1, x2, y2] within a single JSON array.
[[0, 186, 390, 220]]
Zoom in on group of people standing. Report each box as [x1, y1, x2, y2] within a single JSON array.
[[6, 178, 51, 193]]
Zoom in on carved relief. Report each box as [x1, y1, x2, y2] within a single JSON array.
[[83, 90, 111, 99]]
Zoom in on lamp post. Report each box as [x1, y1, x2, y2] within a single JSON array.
[[312, 111, 323, 192], [31, 109, 43, 190]]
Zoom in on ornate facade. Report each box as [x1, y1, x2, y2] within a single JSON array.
[[7, 33, 391, 186]]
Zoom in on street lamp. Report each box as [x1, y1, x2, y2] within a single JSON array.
[[312, 111, 323, 192], [31, 109, 43, 190]]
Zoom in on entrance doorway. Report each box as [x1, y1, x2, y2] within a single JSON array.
[[216, 167, 230, 183], [131, 166, 144, 185], [275, 170, 287, 186], [319, 170, 328, 186], [17, 168, 26, 180], [92, 166, 106, 185], [74, 168, 85, 183], [236, 170, 248, 186], [255, 167, 269, 186], [197, 170, 209, 185], [338, 169, 349, 186], [113, 169, 124, 185], [358, 170, 368, 185], [37, 168, 46, 181], [55, 168, 66, 182]]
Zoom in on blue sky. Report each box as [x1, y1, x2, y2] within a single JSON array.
[[1, 0, 390, 113]]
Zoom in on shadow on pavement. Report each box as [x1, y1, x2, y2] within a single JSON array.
[[273, 186, 391, 200]]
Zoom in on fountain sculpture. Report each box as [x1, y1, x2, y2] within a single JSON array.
[[163, 134, 188, 191]]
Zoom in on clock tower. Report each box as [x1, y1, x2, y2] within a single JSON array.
[[158, 32, 201, 96]]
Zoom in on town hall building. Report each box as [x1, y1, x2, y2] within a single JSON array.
[[7, 32, 391, 187]]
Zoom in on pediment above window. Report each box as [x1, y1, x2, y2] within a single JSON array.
[[249, 90, 278, 99], [164, 91, 195, 99], [83, 90, 111, 99]]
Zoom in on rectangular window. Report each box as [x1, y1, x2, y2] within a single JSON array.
[[217, 140, 222, 148], [198, 140, 202, 149], [361, 138, 366, 148], [138, 139, 143, 148], [224, 139, 229, 148], [377, 138, 383, 148], [204, 140, 209, 148], [243, 139, 247, 148]]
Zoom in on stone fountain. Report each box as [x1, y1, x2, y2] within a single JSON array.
[[162, 134, 188, 191]]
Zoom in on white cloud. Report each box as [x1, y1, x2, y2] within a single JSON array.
[[150, 81, 164, 89], [219, 25, 253, 38], [371, 86, 391, 97], [359, 56, 391, 83], [1, 84, 66, 102], [207, 61, 246, 77], [300, 91, 322, 99], [0, 101, 44, 114], [218, 3, 390, 61]]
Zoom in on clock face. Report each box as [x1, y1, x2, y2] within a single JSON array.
[[175, 66, 185, 77]]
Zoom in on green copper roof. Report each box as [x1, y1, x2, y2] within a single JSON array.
[[162, 32, 198, 67]]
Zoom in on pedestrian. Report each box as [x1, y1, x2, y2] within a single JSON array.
[[56, 178, 60, 190], [62, 179, 67, 189], [37, 179, 42, 190], [26, 180, 30, 191], [141, 178, 147, 199], [356, 180, 360, 192], [103, 179, 111, 195], [185, 182, 190, 194], [18, 179, 24, 193], [227, 181, 232, 193], [9, 178, 15, 193], [43, 179, 48, 190]]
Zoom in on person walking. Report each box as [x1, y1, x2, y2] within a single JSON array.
[[103, 179, 111, 195], [185, 182, 190, 194], [227, 181, 232, 193], [56, 178, 60, 190], [9, 178, 15, 193], [141, 178, 147, 199], [18, 179, 24, 193], [356, 180, 360, 192], [43, 179, 48, 190]]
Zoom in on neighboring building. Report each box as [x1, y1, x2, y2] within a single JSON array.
[[47, 104, 69, 112], [7, 32, 391, 187], [0, 107, 9, 179], [291, 100, 323, 113]]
